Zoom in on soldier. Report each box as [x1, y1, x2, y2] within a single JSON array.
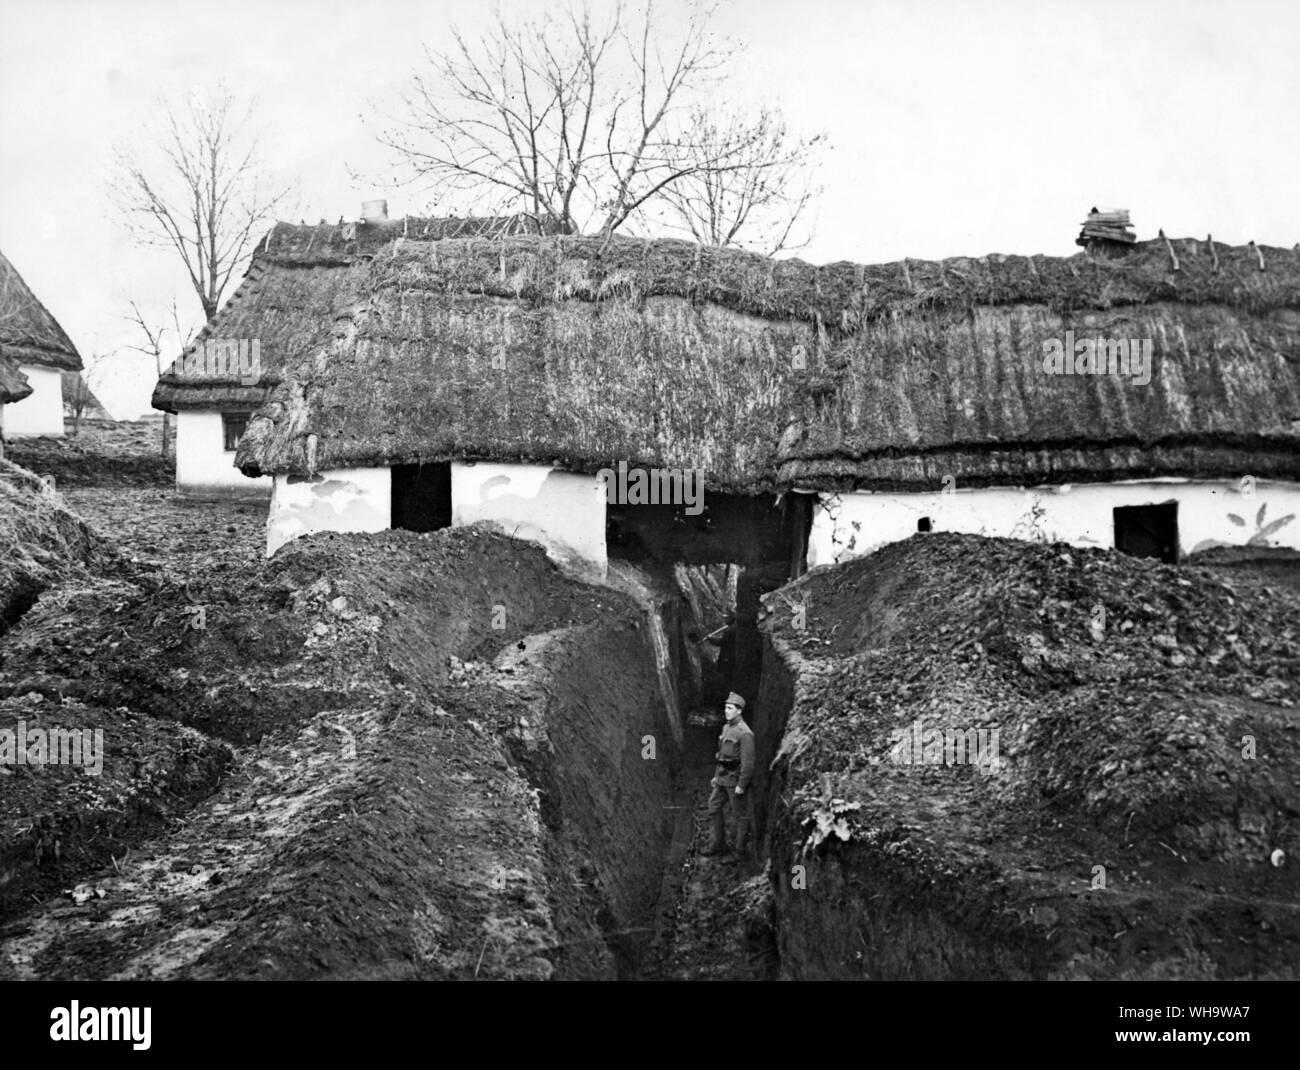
[[703, 691, 755, 859]]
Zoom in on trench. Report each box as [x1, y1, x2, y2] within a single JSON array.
[[641, 600, 797, 980], [0, 518, 800, 981], [562, 491, 808, 978], [0, 503, 809, 978], [522, 561, 715, 977], [430, 491, 809, 978]]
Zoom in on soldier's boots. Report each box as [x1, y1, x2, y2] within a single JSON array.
[[702, 810, 728, 856], [733, 816, 752, 862]]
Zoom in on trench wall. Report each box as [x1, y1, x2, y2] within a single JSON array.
[[494, 621, 678, 975], [755, 631, 1048, 979]]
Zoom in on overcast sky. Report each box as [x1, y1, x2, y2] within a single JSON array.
[[2, 0, 1297, 418]]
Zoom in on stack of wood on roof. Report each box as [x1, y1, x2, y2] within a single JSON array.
[[1076, 207, 1137, 247]]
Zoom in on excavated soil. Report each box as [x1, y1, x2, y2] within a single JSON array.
[[11, 425, 1293, 981], [756, 534, 1300, 979], [0, 475, 681, 979]]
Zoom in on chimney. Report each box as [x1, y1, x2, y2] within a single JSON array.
[[360, 199, 389, 224], [1076, 207, 1136, 258]]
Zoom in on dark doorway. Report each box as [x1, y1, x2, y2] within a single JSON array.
[[605, 491, 806, 721], [392, 462, 452, 533], [1114, 502, 1178, 563], [605, 492, 806, 572]]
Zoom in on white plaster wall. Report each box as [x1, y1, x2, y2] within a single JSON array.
[[175, 410, 272, 495], [4, 366, 65, 437], [266, 468, 392, 557], [452, 461, 606, 577], [806, 479, 1300, 568]]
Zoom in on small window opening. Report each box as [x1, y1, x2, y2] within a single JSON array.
[[917, 517, 932, 533], [222, 412, 250, 452], [1113, 503, 1178, 563]]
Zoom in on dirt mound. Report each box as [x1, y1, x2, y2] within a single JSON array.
[[2, 525, 617, 745], [1187, 544, 1300, 594], [0, 458, 109, 632], [758, 533, 1300, 979], [0, 695, 231, 921], [0, 525, 678, 979]]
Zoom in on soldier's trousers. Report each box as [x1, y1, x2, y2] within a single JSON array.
[[707, 778, 754, 852]]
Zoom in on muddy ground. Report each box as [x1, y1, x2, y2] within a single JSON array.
[[2, 424, 759, 978], [0, 508, 668, 977], [2, 422, 1296, 979]]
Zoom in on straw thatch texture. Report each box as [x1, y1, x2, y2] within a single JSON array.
[[0, 249, 82, 373], [240, 288, 801, 492], [781, 300, 1300, 489], [235, 231, 1300, 489], [152, 259, 368, 412], [152, 215, 567, 412], [0, 358, 32, 405]]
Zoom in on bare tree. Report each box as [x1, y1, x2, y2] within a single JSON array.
[[124, 299, 190, 459], [112, 82, 292, 321], [66, 356, 109, 437], [66, 373, 90, 434], [373, 1, 821, 244], [653, 105, 824, 255]]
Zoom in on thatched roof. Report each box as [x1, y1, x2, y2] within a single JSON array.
[[151, 214, 566, 412], [0, 249, 82, 373], [234, 230, 1300, 491], [0, 357, 32, 405]]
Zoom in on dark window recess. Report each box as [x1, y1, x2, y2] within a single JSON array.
[[917, 517, 932, 533], [1113, 503, 1178, 563], [222, 412, 250, 452], [392, 462, 452, 533]]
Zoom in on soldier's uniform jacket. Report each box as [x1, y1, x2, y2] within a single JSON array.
[[714, 717, 755, 790]]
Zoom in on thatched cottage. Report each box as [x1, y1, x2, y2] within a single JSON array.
[[152, 205, 559, 497], [225, 221, 1299, 575], [0, 249, 82, 439]]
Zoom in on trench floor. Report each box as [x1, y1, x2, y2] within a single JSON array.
[[639, 721, 775, 980]]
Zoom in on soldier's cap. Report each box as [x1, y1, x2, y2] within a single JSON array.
[[725, 692, 746, 709]]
